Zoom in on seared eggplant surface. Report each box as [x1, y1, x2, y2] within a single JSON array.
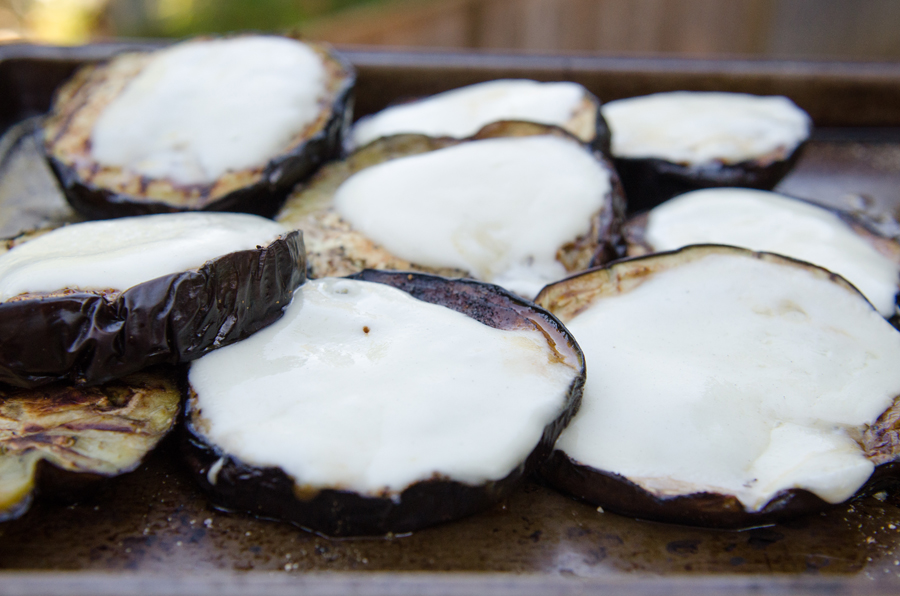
[[622, 188, 900, 321], [43, 36, 354, 219], [349, 79, 611, 155], [602, 92, 811, 212], [0, 213, 305, 388], [277, 122, 625, 299], [0, 368, 180, 522], [536, 245, 900, 528], [184, 271, 584, 536]]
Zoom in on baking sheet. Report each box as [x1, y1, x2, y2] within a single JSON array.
[[2, 43, 900, 596]]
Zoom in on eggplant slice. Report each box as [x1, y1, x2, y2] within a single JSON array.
[[601, 91, 811, 213], [0, 213, 305, 388], [349, 79, 611, 155], [43, 36, 355, 219], [536, 245, 900, 528], [277, 121, 625, 299], [184, 270, 585, 537], [622, 188, 900, 323], [0, 117, 82, 238], [0, 367, 181, 522]]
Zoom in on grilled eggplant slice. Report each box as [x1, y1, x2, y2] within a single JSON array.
[[349, 79, 611, 155], [0, 368, 180, 522], [536, 245, 900, 528], [602, 92, 811, 212], [0, 213, 305, 388], [43, 35, 355, 219], [622, 188, 900, 322], [184, 271, 584, 536], [277, 122, 625, 299]]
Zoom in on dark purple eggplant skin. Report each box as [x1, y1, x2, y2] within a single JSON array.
[[45, 54, 355, 220], [183, 270, 585, 537], [614, 140, 807, 214], [540, 452, 900, 529], [591, 152, 627, 265], [0, 231, 305, 388], [539, 450, 831, 528], [586, 91, 612, 158], [622, 192, 900, 328]]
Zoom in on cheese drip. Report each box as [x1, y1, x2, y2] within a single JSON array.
[[91, 36, 327, 185], [333, 135, 612, 298], [602, 91, 810, 165], [350, 79, 586, 148], [189, 278, 578, 495], [644, 189, 900, 317], [557, 253, 900, 511], [0, 213, 286, 299]]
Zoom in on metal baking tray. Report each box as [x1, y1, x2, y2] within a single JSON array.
[[2, 42, 900, 596]]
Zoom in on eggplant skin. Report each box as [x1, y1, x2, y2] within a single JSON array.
[[0, 367, 181, 522], [0, 231, 305, 388], [539, 450, 833, 528], [43, 42, 355, 220], [540, 449, 900, 529], [615, 141, 807, 214], [183, 270, 585, 537], [586, 93, 613, 157]]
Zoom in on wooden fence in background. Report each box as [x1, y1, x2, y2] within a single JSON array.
[[301, 0, 900, 61]]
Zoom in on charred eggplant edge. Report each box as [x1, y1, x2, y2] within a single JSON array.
[[183, 270, 585, 537], [44, 43, 356, 220], [0, 231, 305, 388], [585, 89, 613, 157], [613, 140, 808, 214], [0, 366, 183, 522], [535, 244, 900, 528], [621, 192, 900, 329]]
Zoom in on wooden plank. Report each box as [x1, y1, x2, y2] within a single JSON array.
[[298, 0, 900, 61]]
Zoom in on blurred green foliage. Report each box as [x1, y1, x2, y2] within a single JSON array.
[[108, 0, 383, 38]]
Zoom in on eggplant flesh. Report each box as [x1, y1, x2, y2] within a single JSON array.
[[42, 38, 355, 219], [0, 230, 305, 388], [622, 188, 900, 322], [535, 245, 900, 528], [277, 121, 626, 298], [183, 270, 585, 537], [0, 368, 180, 522], [349, 79, 612, 156]]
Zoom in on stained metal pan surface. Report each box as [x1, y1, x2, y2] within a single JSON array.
[[1, 43, 900, 596]]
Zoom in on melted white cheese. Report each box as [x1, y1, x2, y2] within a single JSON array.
[[644, 188, 900, 317], [91, 36, 327, 185], [557, 252, 900, 511], [189, 278, 578, 495], [333, 135, 612, 298], [602, 91, 810, 165], [350, 79, 587, 148], [0, 213, 286, 299]]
